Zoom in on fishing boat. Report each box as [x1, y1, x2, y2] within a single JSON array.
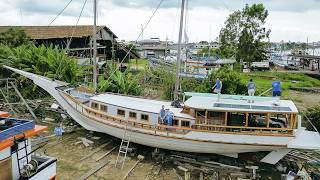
[[0, 112, 57, 179], [3, 0, 320, 165]]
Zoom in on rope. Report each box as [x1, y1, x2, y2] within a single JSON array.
[[102, 0, 165, 84], [286, 93, 319, 133], [53, 0, 88, 80], [48, 0, 73, 26], [66, 0, 88, 51]]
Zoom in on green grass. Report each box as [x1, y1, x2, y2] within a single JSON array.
[[239, 71, 320, 97], [128, 58, 149, 66]]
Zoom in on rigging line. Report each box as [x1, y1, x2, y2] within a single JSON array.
[[54, 0, 88, 80], [66, 0, 88, 51], [286, 93, 319, 133], [103, 0, 165, 83], [48, 0, 74, 26]]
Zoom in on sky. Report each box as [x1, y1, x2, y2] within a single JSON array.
[[1, 0, 320, 43]]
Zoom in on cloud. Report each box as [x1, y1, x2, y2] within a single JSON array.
[[111, 0, 320, 12], [11, 0, 93, 17]]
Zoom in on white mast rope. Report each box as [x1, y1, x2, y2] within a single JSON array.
[[286, 93, 319, 133], [102, 0, 165, 84], [53, 0, 88, 80], [48, 0, 74, 26], [65, 0, 88, 51]]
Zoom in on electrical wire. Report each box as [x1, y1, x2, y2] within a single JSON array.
[[48, 0, 74, 26]]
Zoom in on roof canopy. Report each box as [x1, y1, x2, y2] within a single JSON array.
[[0, 25, 117, 39], [184, 92, 298, 113]]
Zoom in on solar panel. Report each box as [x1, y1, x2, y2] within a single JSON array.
[[213, 103, 292, 112]]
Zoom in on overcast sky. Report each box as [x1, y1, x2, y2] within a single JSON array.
[[1, 0, 320, 43]]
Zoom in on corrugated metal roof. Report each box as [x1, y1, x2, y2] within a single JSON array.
[[0, 25, 117, 39]]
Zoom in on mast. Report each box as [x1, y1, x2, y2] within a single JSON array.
[[92, 0, 98, 90], [174, 0, 185, 101]]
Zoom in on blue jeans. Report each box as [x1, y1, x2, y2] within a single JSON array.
[[272, 91, 281, 97]]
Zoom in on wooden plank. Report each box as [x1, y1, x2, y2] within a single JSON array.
[[96, 146, 117, 161], [79, 140, 112, 161], [245, 112, 249, 127], [10, 82, 37, 120], [122, 160, 141, 180], [78, 161, 110, 180]]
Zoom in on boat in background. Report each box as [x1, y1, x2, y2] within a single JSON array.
[[0, 112, 57, 180]]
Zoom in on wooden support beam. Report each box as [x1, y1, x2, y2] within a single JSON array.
[[245, 113, 249, 127], [78, 161, 110, 180], [10, 82, 37, 121], [96, 146, 117, 161], [0, 88, 17, 115], [205, 110, 208, 125], [122, 155, 144, 180], [224, 112, 228, 126], [267, 114, 270, 128], [79, 140, 112, 161]]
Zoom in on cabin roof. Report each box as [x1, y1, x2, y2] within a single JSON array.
[[90, 93, 195, 120], [184, 92, 298, 113]]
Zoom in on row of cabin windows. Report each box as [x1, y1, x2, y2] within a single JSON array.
[[91, 102, 148, 121], [91, 102, 190, 127], [118, 109, 149, 121]]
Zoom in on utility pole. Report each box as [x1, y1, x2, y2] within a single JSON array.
[[174, 0, 185, 101], [92, 0, 98, 91]]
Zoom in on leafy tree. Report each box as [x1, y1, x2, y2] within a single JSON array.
[[0, 44, 84, 83], [0, 28, 31, 47], [219, 4, 270, 63], [304, 105, 320, 132], [98, 64, 142, 95], [209, 66, 247, 94]]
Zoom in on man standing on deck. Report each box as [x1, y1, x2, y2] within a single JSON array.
[[159, 105, 166, 124], [272, 78, 281, 97], [212, 78, 222, 101], [247, 79, 255, 103]]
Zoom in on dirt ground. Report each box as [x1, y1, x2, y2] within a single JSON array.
[[287, 90, 320, 111], [36, 129, 177, 180]]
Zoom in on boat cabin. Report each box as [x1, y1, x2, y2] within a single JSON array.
[[182, 92, 299, 135], [66, 89, 299, 136]]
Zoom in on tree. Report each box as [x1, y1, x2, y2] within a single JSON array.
[[303, 105, 320, 132], [0, 28, 31, 47], [209, 66, 247, 94], [98, 64, 142, 95], [219, 4, 270, 63]]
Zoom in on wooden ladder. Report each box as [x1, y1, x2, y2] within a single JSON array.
[[115, 123, 131, 169]]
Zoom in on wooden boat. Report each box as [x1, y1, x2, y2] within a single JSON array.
[[4, 65, 320, 164]]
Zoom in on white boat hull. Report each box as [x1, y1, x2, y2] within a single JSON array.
[[5, 66, 320, 162]]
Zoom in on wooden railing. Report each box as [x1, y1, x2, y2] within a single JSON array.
[[61, 92, 294, 137]]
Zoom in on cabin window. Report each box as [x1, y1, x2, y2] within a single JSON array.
[[227, 112, 246, 126], [91, 102, 99, 109], [100, 105, 108, 112], [181, 121, 190, 127], [141, 114, 149, 121], [129, 112, 137, 119], [269, 113, 288, 128], [248, 113, 268, 127], [196, 111, 206, 118], [117, 109, 125, 116], [208, 111, 225, 120], [173, 119, 179, 126]]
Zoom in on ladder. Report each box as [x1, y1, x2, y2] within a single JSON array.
[[115, 123, 131, 169]]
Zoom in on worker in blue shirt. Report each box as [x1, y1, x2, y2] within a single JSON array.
[[212, 78, 222, 101], [272, 78, 281, 97]]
